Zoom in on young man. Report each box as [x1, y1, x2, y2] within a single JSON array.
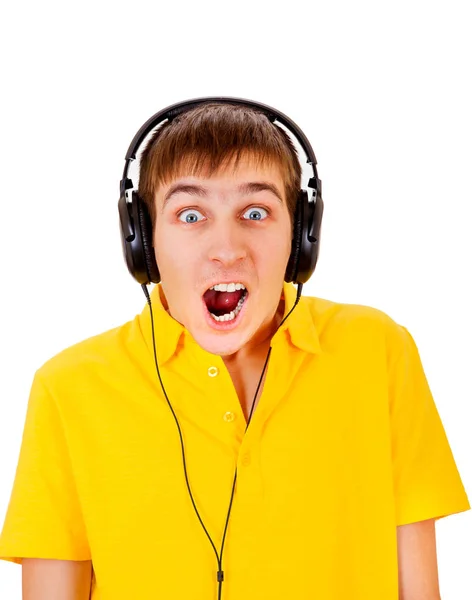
[[0, 99, 469, 599]]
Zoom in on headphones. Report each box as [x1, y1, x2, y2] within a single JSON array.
[[118, 97, 323, 286]]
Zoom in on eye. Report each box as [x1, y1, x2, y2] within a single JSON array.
[[178, 208, 205, 224], [242, 207, 269, 221]]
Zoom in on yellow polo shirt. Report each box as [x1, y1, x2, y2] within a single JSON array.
[[0, 282, 469, 599]]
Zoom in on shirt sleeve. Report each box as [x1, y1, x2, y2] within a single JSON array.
[[0, 371, 91, 564], [388, 324, 470, 526]]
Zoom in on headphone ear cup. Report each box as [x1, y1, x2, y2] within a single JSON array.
[[135, 193, 161, 284], [118, 191, 160, 285], [285, 189, 323, 284], [297, 189, 323, 283], [284, 191, 304, 283]]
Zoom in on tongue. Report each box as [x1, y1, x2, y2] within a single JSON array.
[[203, 289, 244, 316]]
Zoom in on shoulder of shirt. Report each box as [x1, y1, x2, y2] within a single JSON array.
[[34, 294, 409, 384], [302, 292, 403, 329], [35, 315, 138, 385], [300, 292, 409, 348]]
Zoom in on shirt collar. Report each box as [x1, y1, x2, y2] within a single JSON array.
[[138, 284, 186, 366], [138, 281, 321, 365], [274, 281, 321, 355]]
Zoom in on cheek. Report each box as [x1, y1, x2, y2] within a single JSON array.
[[257, 229, 292, 263], [153, 227, 192, 274]]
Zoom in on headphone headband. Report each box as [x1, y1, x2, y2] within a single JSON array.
[[120, 96, 321, 199]]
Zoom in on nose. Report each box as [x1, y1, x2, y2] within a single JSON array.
[[207, 220, 248, 267]]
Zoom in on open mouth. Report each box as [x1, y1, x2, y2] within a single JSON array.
[[202, 283, 249, 323]]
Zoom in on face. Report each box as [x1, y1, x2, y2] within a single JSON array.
[[153, 158, 293, 357]]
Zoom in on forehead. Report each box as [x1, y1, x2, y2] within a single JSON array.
[[156, 155, 286, 198]]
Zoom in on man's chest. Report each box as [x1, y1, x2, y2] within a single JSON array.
[[65, 345, 392, 530]]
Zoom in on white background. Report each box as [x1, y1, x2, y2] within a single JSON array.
[[1, 0, 471, 597]]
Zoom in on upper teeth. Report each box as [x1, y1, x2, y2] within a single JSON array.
[[210, 283, 246, 292]]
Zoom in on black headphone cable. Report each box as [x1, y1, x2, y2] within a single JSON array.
[[141, 282, 303, 599]]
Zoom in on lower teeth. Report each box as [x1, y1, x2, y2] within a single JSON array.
[[210, 293, 247, 322]]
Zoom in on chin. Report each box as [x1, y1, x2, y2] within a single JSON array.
[[188, 323, 253, 357], [194, 332, 247, 357]]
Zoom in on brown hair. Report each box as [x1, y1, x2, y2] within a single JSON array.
[[137, 102, 302, 229]]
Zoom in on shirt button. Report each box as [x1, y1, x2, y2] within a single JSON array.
[[241, 453, 251, 467], [208, 366, 219, 377], [223, 411, 235, 423]]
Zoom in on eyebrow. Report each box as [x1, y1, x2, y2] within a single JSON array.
[[162, 181, 284, 208]]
